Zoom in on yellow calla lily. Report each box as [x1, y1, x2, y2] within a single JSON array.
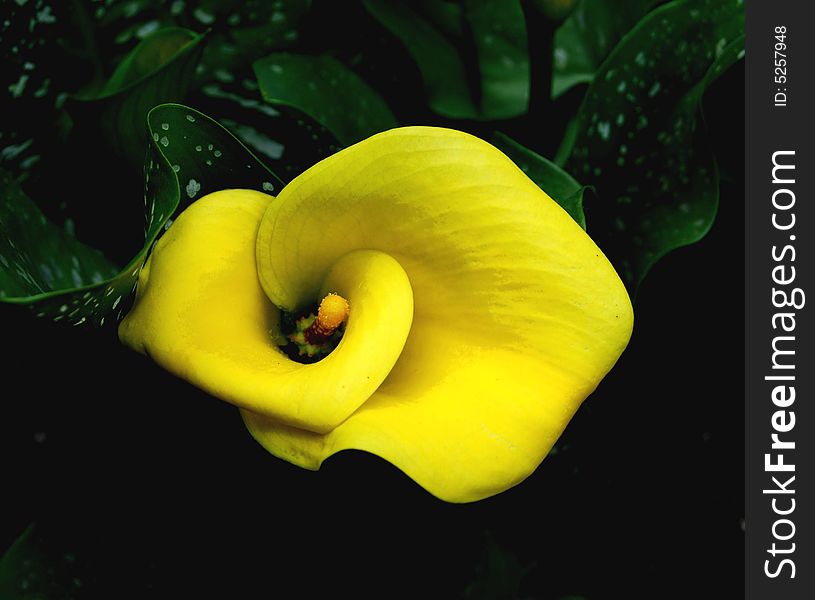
[[119, 126, 633, 502]]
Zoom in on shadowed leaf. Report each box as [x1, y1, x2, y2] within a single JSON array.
[[195, 80, 341, 182], [362, 0, 529, 119], [564, 0, 744, 292], [463, 531, 533, 600], [552, 0, 662, 98], [254, 53, 397, 146], [0, 524, 88, 599], [194, 0, 312, 85], [0, 171, 118, 302], [70, 28, 207, 169], [0, 105, 283, 325]]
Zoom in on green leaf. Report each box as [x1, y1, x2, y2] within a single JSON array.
[[462, 0, 530, 118], [493, 133, 587, 229], [145, 103, 285, 216], [552, 0, 662, 98], [0, 524, 87, 599], [462, 531, 532, 600], [564, 0, 744, 292], [0, 177, 142, 327], [0, 171, 118, 301], [253, 53, 397, 146], [197, 80, 341, 181], [361, 0, 529, 120], [0, 0, 91, 179], [194, 0, 312, 84], [71, 27, 207, 169], [1, 105, 283, 325]]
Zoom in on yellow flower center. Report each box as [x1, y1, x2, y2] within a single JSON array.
[[306, 293, 350, 343], [287, 292, 350, 359]]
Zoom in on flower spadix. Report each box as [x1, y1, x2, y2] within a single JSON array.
[[119, 126, 633, 502]]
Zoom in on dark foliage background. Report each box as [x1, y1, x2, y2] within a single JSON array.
[[1, 0, 744, 597]]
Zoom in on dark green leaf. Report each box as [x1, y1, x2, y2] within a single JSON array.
[[93, 0, 162, 34], [195, 80, 341, 181], [0, 170, 118, 301], [564, 0, 744, 291], [0, 0, 90, 180], [462, 531, 532, 600], [493, 133, 587, 229], [0, 176, 146, 327], [145, 103, 285, 217], [1, 104, 283, 325], [463, 0, 530, 118], [361, 0, 529, 119], [552, 0, 662, 98], [254, 53, 397, 146], [70, 27, 207, 169], [194, 0, 311, 85], [363, 0, 473, 118], [99, 28, 194, 96], [0, 524, 88, 599]]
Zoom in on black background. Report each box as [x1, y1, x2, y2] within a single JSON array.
[[1, 29, 744, 600]]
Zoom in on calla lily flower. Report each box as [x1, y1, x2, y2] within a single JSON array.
[[119, 127, 633, 502]]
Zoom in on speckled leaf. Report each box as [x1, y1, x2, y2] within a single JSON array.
[[0, 524, 89, 599], [565, 0, 744, 292], [195, 80, 341, 182], [0, 173, 148, 327], [193, 0, 311, 85], [87, 0, 308, 80], [493, 133, 586, 229], [552, 0, 661, 98], [0, 104, 283, 325], [145, 103, 284, 220], [0, 0, 92, 179], [93, 0, 160, 32], [253, 53, 397, 146], [0, 170, 118, 303], [361, 0, 529, 120], [71, 28, 206, 169]]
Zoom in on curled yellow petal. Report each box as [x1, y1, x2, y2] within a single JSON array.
[[120, 126, 633, 502], [119, 191, 412, 433]]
